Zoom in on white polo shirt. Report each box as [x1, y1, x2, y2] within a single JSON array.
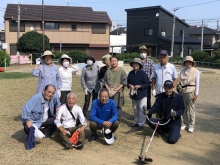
[[151, 63, 178, 94]]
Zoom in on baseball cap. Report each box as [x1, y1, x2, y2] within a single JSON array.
[[164, 80, 173, 87], [160, 50, 169, 56], [103, 128, 115, 144]]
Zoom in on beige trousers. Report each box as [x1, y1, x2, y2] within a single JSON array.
[[182, 92, 196, 128]]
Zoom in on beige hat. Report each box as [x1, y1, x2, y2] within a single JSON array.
[[130, 58, 143, 68], [42, 50, 55, 58], [138, 45, 150, 53], [102, 54, 112, 63], [182, 56, 196, 66]]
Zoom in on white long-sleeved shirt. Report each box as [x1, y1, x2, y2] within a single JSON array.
[[59, 66, 79, 91], [54, 104, 87, 128]]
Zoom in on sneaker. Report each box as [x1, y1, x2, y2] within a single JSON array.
[[65, 142, 73, 149], [130, 123, 138, 127], [88, 134, 98, 142], [137, 126, 144, 131], [188, 127, 194, 133], [179, 133, 182, 139], [74, 141, 83, 149], [181, 125, 186, 130]]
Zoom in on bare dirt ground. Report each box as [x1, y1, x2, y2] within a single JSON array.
[[0, 64, 220, 165]]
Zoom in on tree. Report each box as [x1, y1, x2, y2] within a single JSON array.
[[0, 50, 10, 67], [16, 31, 50, 54], [190, 50, 209, 61]]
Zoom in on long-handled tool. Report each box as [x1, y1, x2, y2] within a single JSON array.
[[139, 115, 170, 163]]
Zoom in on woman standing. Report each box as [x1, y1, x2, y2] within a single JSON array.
[[58, 54, 79, 104], [99, 54, 111, 83], [81, 55, 100, 118], [32, 50, 62, 97], [103, 56, 127, 122], [127, 58, 149, 131], [179, 56, 200, 133]]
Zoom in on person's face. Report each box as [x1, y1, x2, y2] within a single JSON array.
[[139, 50, 147, 54], [43, 55, 52, 65], [105, 58, 111, 67], [67, 94, 76, 108], [159, 55, 168, 66], [99, 91, 109, 104], [132, 62, 140, 70], [185, 61, 193, 68], [43, 86, 55, 101], [164, 86, 173, 96], [111, 57, 118, 68], [63, 59, 69, 63]]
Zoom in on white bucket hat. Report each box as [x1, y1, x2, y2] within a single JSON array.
[[58, 54, 73, 65], [103, 128, 116, 144]]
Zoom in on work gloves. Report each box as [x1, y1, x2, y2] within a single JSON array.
[[84, 89, 88, 95], [151, 89, 156, 97], [143, 106, 149, 115], [57, 89, 61, 98], [36, 58, 41, 65], [171, 109, 177, 117]]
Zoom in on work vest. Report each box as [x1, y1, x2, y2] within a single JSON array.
[[180, 67, 198, 93]]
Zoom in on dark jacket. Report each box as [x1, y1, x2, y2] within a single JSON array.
[[127, 69, 149, 100], [148, 92, 185, 125]]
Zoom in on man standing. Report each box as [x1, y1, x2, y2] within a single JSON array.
[[54, 93, 86, 149], [144, 80, 185, 144], [88, 88, 119, 143], [138, 45, 154, 115], [151, 50, 178, 96], [22, 84, 61, 139]]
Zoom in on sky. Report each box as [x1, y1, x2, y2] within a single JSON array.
[[0, 0, 220, 30]]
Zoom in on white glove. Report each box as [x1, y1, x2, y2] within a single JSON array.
[[151, 89, 156, 96], [36, 58, 41, 65], [171, 109, 177, 117], [84, 89, 88, 95], [57, 89, 61, 98]]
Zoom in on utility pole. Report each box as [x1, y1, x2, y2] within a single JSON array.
[[201, 20, 204, 51], [42, 0, 45, 52], [117, 24, 122, 35], [170, 8, 179, 57], [217, 20, 219, 31], [17, 3, 20, 42], [181, 30, 184, 58]]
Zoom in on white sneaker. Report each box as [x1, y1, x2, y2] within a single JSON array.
[[181, 125, 186, 130], [188, 127, 194, 133]]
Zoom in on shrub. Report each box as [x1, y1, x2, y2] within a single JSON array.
[[169, 55, 183, 62], [213, 59, 220, 63], [190, 50, 210, 61], [202, 57, 213, 62], [0, 50, 10, 67], [117, 52, 139, 61], [68, 50, 87, 63]]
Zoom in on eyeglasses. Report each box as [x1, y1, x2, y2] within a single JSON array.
[[100, 96, 109, 99], [185, 61, 192, 63]]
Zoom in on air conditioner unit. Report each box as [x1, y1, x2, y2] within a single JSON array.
[[161, 32, 166, 37]]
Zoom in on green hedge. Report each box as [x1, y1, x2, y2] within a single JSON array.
[[53, 50, 86, 63], [0, 50, 10, 67], [190, 50, 210, 61]]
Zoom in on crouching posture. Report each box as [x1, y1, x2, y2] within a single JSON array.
[[144, 80, 185, 144], [55, 93, 86, 149]]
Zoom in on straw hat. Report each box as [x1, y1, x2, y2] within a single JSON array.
[[41, 50, 55, 58], [182, 56, 196, 66], [58, 54, 72, 65], [137, 45, 150, 53], [130, 58, 143, 68]]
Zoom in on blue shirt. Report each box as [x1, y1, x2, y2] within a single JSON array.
[[151, 63, 178, 94], [32, 63, 62, 93], [90, 99, 118, 124], [127, 69, 149, 100], [22, 93, 61, 128]]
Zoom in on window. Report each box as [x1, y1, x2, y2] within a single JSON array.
[[92, 24, 106, 34], [10, 44, 17, 55], [72, 24, 76, 31], [177, 48, 180, 55], [9, 21, 25, 32], [144, 29, 153, 36], [189, 47, 193, 54], [44, 22, 59, 30], [0, 32, 5, 41]]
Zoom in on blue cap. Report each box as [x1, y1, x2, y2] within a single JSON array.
[[160, 50, 169, 56]]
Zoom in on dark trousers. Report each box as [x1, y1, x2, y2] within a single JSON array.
[[147, 118, 180, 144], [58, 125, 85, 147], [60, 91, 71, 105], [89, 120, 119, 134], [147, 85, 152, 118], [23, 118, 56, 136], [82, 90, 98, 118], [117, 106, 122, 122]]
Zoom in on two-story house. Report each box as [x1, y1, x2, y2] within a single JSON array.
[[125, 6, 201, 58], [4, 4, 111, 60], [188, 26, 220, 56]]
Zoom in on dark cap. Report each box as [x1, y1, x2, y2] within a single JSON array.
[[160, 50, 169, 56], [164, 80, 173, 87]]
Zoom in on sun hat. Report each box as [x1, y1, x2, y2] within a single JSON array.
[[103, 128, 116, 144], [182, 56, 196, 66], [164, 80, 173, 87], [58, 54, 72, 65], [138, 45, 150, 53], [160, 50, 169, 56], [84, 55, 95, 64], [130, 58, 143, 68], [41, 50, 55, 58]]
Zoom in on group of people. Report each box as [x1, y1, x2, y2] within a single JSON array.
[[21, 45, 200, 150]]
